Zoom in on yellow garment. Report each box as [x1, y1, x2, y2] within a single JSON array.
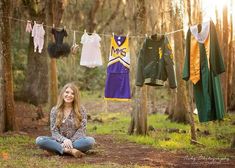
[[110, 36, 129, 59], [190, 36, 200, 84], [190, 34, 210, 84]]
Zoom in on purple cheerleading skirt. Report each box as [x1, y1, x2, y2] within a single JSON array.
[[105, 72, 131, 100]]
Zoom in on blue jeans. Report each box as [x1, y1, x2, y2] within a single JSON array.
[[35, 136, 95, 154]]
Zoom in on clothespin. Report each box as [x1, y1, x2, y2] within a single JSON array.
[[127, 32, 129, 37], [84, 29, 86, 33], [53, 23, 55, 28], [112, 32, 114, 36], [145, 34, 148, 38]]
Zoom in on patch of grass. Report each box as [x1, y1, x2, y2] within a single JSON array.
[[88, 112, 235, 158], [0, 135, 62, 168], [81, 90, 103, 100], [88, 112, 130, 135]]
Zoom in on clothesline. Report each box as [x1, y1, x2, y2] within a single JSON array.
[[5, 16, 184, 39]]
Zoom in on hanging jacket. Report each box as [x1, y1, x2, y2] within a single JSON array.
[[136, 35, 177, 89]]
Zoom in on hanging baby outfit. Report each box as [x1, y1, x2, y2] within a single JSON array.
[[182, 20, 225, 122], [25, 20, 32, 33], [47, 28, 70, 58], [32, 22, 45, 53], [136, 34, 177, 88], [80, 32, 102, 68], [104, 34, 131, 101]]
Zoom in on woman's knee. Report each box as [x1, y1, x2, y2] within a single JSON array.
[[86, 137, 96, 146], [73, 137, 96, 151], [35, 136, 49, 145]]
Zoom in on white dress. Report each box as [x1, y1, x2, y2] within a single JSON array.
[[80, 32, 102, 68]]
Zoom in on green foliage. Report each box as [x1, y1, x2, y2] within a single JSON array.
[[56, 56, 106, 90], [11, 25, 29, 93]]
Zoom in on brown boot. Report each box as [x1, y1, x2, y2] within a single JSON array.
[[64, 148, 85, 158]]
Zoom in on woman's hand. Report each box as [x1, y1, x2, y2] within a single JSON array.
[[62, 139, 73, 148]]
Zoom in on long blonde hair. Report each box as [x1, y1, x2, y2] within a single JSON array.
[[55, 83, 82, 128]]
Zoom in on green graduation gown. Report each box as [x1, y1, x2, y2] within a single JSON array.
[[182, 21, 225, 122]]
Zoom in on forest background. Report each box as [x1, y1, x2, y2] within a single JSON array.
[[0, 0, 235, 167]]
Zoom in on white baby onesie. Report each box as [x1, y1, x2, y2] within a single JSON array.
[[32, 22, 45, 53], [80, 32, 102, 68]]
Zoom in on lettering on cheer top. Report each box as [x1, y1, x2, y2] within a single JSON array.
[[111, 46, 127, 58]]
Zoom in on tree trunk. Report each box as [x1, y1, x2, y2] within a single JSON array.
[[231, 134, 235, 148], [1, 0, 17, 131], [230, 58, 235, 110], [168, 2, 190, 123], [221, 6, 229, 111], [148, 87, 157, 114], [87, 0, 101, 32], [168, 32, 190, 123], [48, 0, 66, 108], [228, 0, 234, 111], [128, 0, 148, 135], [180, 0, 197, 141], [49, 58, 58, 107], [22, 0, 49, 106], [0, 0, 6, 133]]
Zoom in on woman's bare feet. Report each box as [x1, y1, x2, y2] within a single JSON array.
[[64, 148, 85, 158]]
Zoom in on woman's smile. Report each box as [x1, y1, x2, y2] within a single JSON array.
[[63, 87, 75, 103]]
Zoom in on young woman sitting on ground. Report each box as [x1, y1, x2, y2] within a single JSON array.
[[36, 82, 95, 158]]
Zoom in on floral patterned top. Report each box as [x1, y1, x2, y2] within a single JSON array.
[[50, 106, 87, 143]]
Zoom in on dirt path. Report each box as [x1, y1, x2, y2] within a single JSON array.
[[15, 101, 235, 168]]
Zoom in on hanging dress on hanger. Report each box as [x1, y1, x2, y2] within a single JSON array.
[[80, 32, 102, 68], [47, 28, 70, 58], [182, 20, 225, 122], [104, 34, 131, 101]]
